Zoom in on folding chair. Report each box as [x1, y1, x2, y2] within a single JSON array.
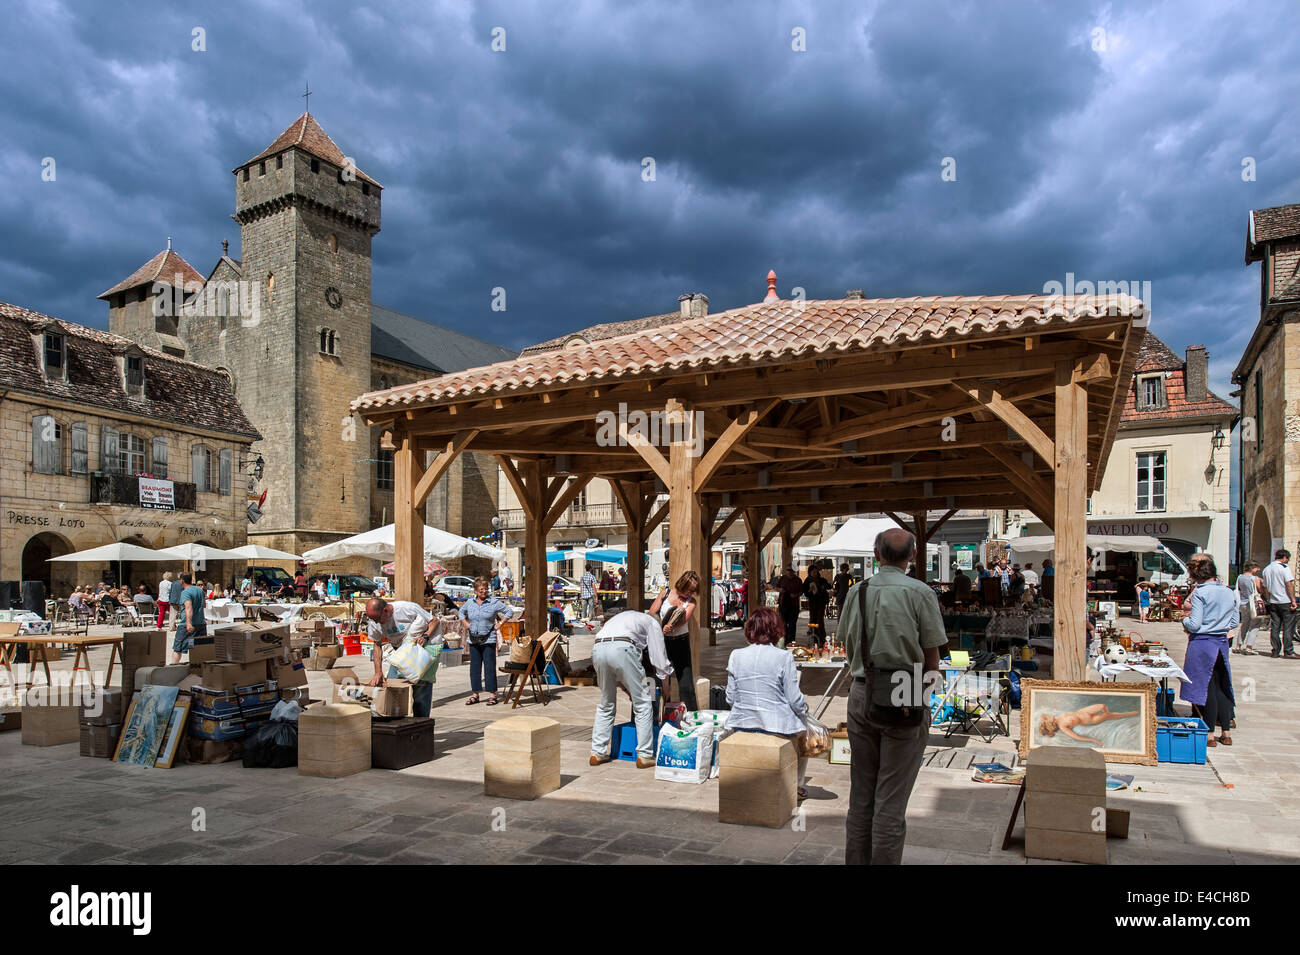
[[942, 656, 1011, 743], [502, 630, 562, 709]]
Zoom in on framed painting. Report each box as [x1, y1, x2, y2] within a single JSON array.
[[154, 692, 192, 769], [113, 685, 180, 767], [1018, 679, 1157, 766]]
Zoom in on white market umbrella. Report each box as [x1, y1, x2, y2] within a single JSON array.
[[301, 523, 504, 564], [225, 544, 302, 561], [794, 517, 940, 559], [160, 543, 246, 563], [49, 542, 175, 591]]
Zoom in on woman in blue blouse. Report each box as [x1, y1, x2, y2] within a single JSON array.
[[459, 577, 510, 705], [1180, 554, 1238, 746]]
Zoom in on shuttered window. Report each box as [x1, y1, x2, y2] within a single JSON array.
[[70, 423, 88, 475], [151, 437, 168, 478], [191, 444, 209, 493], [101, 426, 121, 474], [219, 449, 232, 496], [32, 415, 61, 474]]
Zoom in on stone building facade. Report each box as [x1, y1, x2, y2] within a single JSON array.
[[0, 302, 259, 596], [102, 113, 515, 572], [1234, 202, 1300, 564]]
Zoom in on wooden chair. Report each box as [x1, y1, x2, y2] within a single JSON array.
[[501, 630, 562, 709]]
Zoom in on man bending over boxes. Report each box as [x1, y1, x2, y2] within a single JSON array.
[[589, 611, 673, 768], [365, 597, 438, 717]]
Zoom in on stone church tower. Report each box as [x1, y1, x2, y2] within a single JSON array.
[[101, 112, 516, 569], [187, 113, 381, 556]]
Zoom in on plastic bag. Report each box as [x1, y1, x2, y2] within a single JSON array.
[[270, 699, 301, 723], [654, 723, 714, 784], [799, 715, 830, 758], [386, 639, 438, 682], [241, 720, 298, 768]]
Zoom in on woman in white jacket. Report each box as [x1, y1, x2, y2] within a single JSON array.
[[725, 606, 811, 798]]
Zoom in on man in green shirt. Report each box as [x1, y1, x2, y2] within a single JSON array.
[[838, 528, 946, 865]]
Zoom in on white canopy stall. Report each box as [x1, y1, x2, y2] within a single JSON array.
[[794, 517, 942, 560], [301, 523, 504, 564]]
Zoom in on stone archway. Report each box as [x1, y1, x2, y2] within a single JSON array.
[[1251, 505, 1274, 565], [22, 531, 75, 597]]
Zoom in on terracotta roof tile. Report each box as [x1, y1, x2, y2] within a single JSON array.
[[98, 249, 204, 299], [0, 300, 261, 440], [1246, 203, 1300, 262], [1123, 332, 1236, 424], [353, 293, 1145, 413], [241, 113, 379, 187]]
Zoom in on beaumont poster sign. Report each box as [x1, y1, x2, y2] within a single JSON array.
[[138, 477, 175, 510]]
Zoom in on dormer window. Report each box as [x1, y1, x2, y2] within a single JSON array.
[[126, 355, 144, 392], [43, 333, 65, 376], [1136, 374, 1167, 411]]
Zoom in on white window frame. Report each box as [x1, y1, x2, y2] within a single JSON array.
[[1135, 450, 1167, 513], [120, 433, 146, 475]]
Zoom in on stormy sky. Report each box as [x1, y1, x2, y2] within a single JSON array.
[[2, 0, 1297, 398]]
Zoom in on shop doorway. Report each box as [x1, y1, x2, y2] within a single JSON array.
[[21, 531, 75, 598]]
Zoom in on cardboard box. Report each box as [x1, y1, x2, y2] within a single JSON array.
[[0, 709, 22, 733], [188, 634, 217, 664], [328, 667, 362, 703], [296, 618, 326, 632], [268, 651, 309, 689], [185, 738, 243, 764], [304, 653, 335, 672], [28, 644, 61, 663], [79, 722, 122, 758], [122, 629, 166, 666], [289, 634, 314, 651], [1106, 807, 1131, 839], [298, 702, 371, 778], [373, 680, 410, 718], [214, 622, 289, 662], [78, 688, 123, 726], [134, 664, 192, 689], [200, 660, 270, 692], [22, 702, 80, 746], [279, 686, 312, 705]]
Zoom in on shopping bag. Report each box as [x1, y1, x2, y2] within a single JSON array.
[[386, 639, 437, 683], [654, 723, 715, 784], [798, 715, 830, 758]]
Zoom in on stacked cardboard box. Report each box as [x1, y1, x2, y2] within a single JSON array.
[[214, 622, 288, 662], [305, 644, 343, 671], [1024, 747, 1107, 864], [268, 649, 308, 690], [120, 629, 167, 701], [77, 687, 124, 758]]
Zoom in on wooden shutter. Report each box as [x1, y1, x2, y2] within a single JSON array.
[[32, 415, 58, 474], [70, 423, 88, 474], [100, 425, 120, 474], [191, 444, 206, 493], [152, 436, 168, 478], [219, 449, 232, 496]]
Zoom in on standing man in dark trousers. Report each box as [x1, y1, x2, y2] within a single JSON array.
[[838, 529, 946, 865], [1261, 548, 1300, 658]]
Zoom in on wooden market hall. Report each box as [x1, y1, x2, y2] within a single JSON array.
[[352, 277, 1145, 685]]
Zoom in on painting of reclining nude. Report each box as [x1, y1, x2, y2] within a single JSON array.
[[1018, 680, 1157, 765]]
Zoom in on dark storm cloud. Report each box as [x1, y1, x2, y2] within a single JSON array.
[[1, 0, 1297, 397]]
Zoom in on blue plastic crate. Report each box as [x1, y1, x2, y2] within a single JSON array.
[[544, 663, 561, 685], [611, 721, 663, 761], [1156, 716, 1208, 764]]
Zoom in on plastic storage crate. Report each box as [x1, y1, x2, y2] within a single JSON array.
[[1155, 687, 1176, 717], [611, 720, 663, 761], [1156, 716, 1208, 764]]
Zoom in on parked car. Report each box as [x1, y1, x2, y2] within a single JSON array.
[[247, 566, 294, 591], [435, 575, 476, 600], [309, 574, 379, 597], [548, 575, 580, 596]]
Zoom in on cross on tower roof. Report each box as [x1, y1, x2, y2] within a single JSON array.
[[302, 81, 311, 114]]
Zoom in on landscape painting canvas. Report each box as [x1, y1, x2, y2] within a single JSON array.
[[1019, 680, 1157, 766], [114, 686, 181, 768]]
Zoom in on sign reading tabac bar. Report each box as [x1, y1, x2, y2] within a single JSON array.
[[138, 477, 175, 510]]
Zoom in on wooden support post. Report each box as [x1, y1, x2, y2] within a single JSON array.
[[519, 460, 549, 638], [913, 513, 928, 582], [666, 400, 703, 682], [394, 428, 426, 603], [1053, 359, 1089, 682], [743, 508, 764, 617], [699, 504, 718, 647], [779, 520, 793, 573], [612, 480, 648, 611]]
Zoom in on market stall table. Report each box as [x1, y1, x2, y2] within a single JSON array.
[[0, 632, 124, 690], [796, 658, 850, 721]]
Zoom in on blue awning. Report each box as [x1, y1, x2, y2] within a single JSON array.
[[546, 548, 627, 565]]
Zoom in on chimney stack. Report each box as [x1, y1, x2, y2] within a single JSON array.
[[678, 293, 709, 320], [845, 289, 865, 300], [1185, 345, 1208, 402]]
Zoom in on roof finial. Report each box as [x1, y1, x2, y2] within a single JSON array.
[[222, 239, 229, 257], [302, 81, 312, 114], [763, 269, 779, 303], [166, 235, 172, 251]]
